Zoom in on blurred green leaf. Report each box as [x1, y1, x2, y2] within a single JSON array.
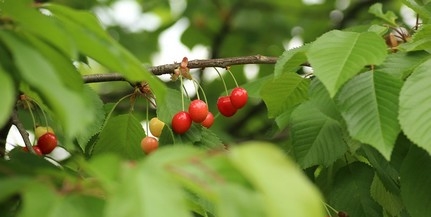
[[229, 142, 326, 217], [0, 31, 95, 139], [307, 30, 387, 97], [0, 66, 15, 128], [92, 113, 145, 159], [369, 3, 398, 26]]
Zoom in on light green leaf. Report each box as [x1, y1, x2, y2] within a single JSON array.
[[399, 24, 431, 52], [370, 175, 404, 217], [19, 183, 62, 217], [106, 161, 191, 217], [261, 72, 309, 118], [2, 0, 75, 57], [0, 66, 15, 128], [274, 44, 309, 77], [399, 59, 431, 154], [369, 3, 398, 26], [307, 30, 387, 97], [329, 162, 382, 217], [229, 142, 326, 217], [0, 31, 94, 139], [56, 195, 105, 217], [290, 101, 348, 168], [44, 4, 166, 101], [217, 184, 265, 217], [377, 51, 431, 79], [336, 71, 402, 159], [400, 145, 431, 217], [92, 113, 145, 159]]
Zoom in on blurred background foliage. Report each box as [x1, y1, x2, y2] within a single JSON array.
[[42, 0, 406, 144]]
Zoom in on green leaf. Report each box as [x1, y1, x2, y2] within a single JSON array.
[[370, 175, 404, 217], [0, 177, 31, 201], [44, 4, 166, 101], [19, 183, 62, 217], [106, 161, 191, 217], [290, 101, 348, 168], [274, 44, 309, 77], [261, 72, 309, 118], [0, 31, 94, 139], [92, 113, 145, 159], [399, 59, 431, 154], [309, 78, 342, 121], [216, 184, 265, 217], [307, 30, 387, 97], [328, 162, 382, 217], [76, 86, 105, 151], [399, 25, 431, 52], [57, 195, 105, 217], [229, 142, 326, 217], [0, 66, 15, 128], [195, 127, 223, 149], [400, 145, 431, 217], [336, 71, 402, 159], [368, 3, 398, 26], [2, 0, 75, 57], [377, 51, 431, 79]]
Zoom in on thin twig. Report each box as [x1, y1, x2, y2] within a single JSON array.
[[11, 108, 35, 154], [83, 55, 279, 83]]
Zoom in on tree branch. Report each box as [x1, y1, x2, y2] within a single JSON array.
[[83, 55, 278, 83], [11, 108, 35, 154]]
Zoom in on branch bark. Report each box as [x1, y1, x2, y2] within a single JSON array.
[[83, 55, 278, 83], [11, 108, 35, 154]]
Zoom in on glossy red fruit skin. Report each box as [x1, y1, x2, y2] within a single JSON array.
[[172, 111, 192, 134], [217, 96, 237, 117], [36, 132, 57, 154], [22, 146, 43, 156], [188, 99, 209, 123], [141, 136, 159, 154], [230, 87, 248, 109], [201, 112, 214, 128]]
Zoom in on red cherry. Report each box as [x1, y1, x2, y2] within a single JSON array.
[[36, 132, 57, 154], [188, 99, 209, 123], [141, 136, 159, 154], [22, 146, 43, 156], [171, 111, 192, 134], [217, 96, 237, 117], [230, 87, 248, 109], [201, 112, 214, 128]]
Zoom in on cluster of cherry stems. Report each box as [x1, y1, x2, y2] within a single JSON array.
[[140, 58, 248, 154]]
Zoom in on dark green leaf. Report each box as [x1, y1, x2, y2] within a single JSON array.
[[400, 145, 431, 217], [0, 66, 15, 127], [370, 175, 403, 216], [329, 162, 382, 217]]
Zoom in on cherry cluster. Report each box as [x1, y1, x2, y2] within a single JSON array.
[[171, 99, 214, 134], [217, 87, 248, 117], [23, 126, 58, 156]]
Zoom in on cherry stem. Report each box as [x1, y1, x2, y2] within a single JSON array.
[[226, 68, 239, 87], [101, 92, 135, 131], [24, 100, 37, 132], [214, 67, 229, 96], [322, 201, 338, 214], [193, 79, 209, 105], [145, 100, 149, 136], [193, 79, 201, 100], [180, 75, 185, 111]]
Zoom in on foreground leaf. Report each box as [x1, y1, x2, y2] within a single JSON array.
[[0, 66, 15, 127], [229, 142, 325, 217], [307, 30, 387, 97]]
